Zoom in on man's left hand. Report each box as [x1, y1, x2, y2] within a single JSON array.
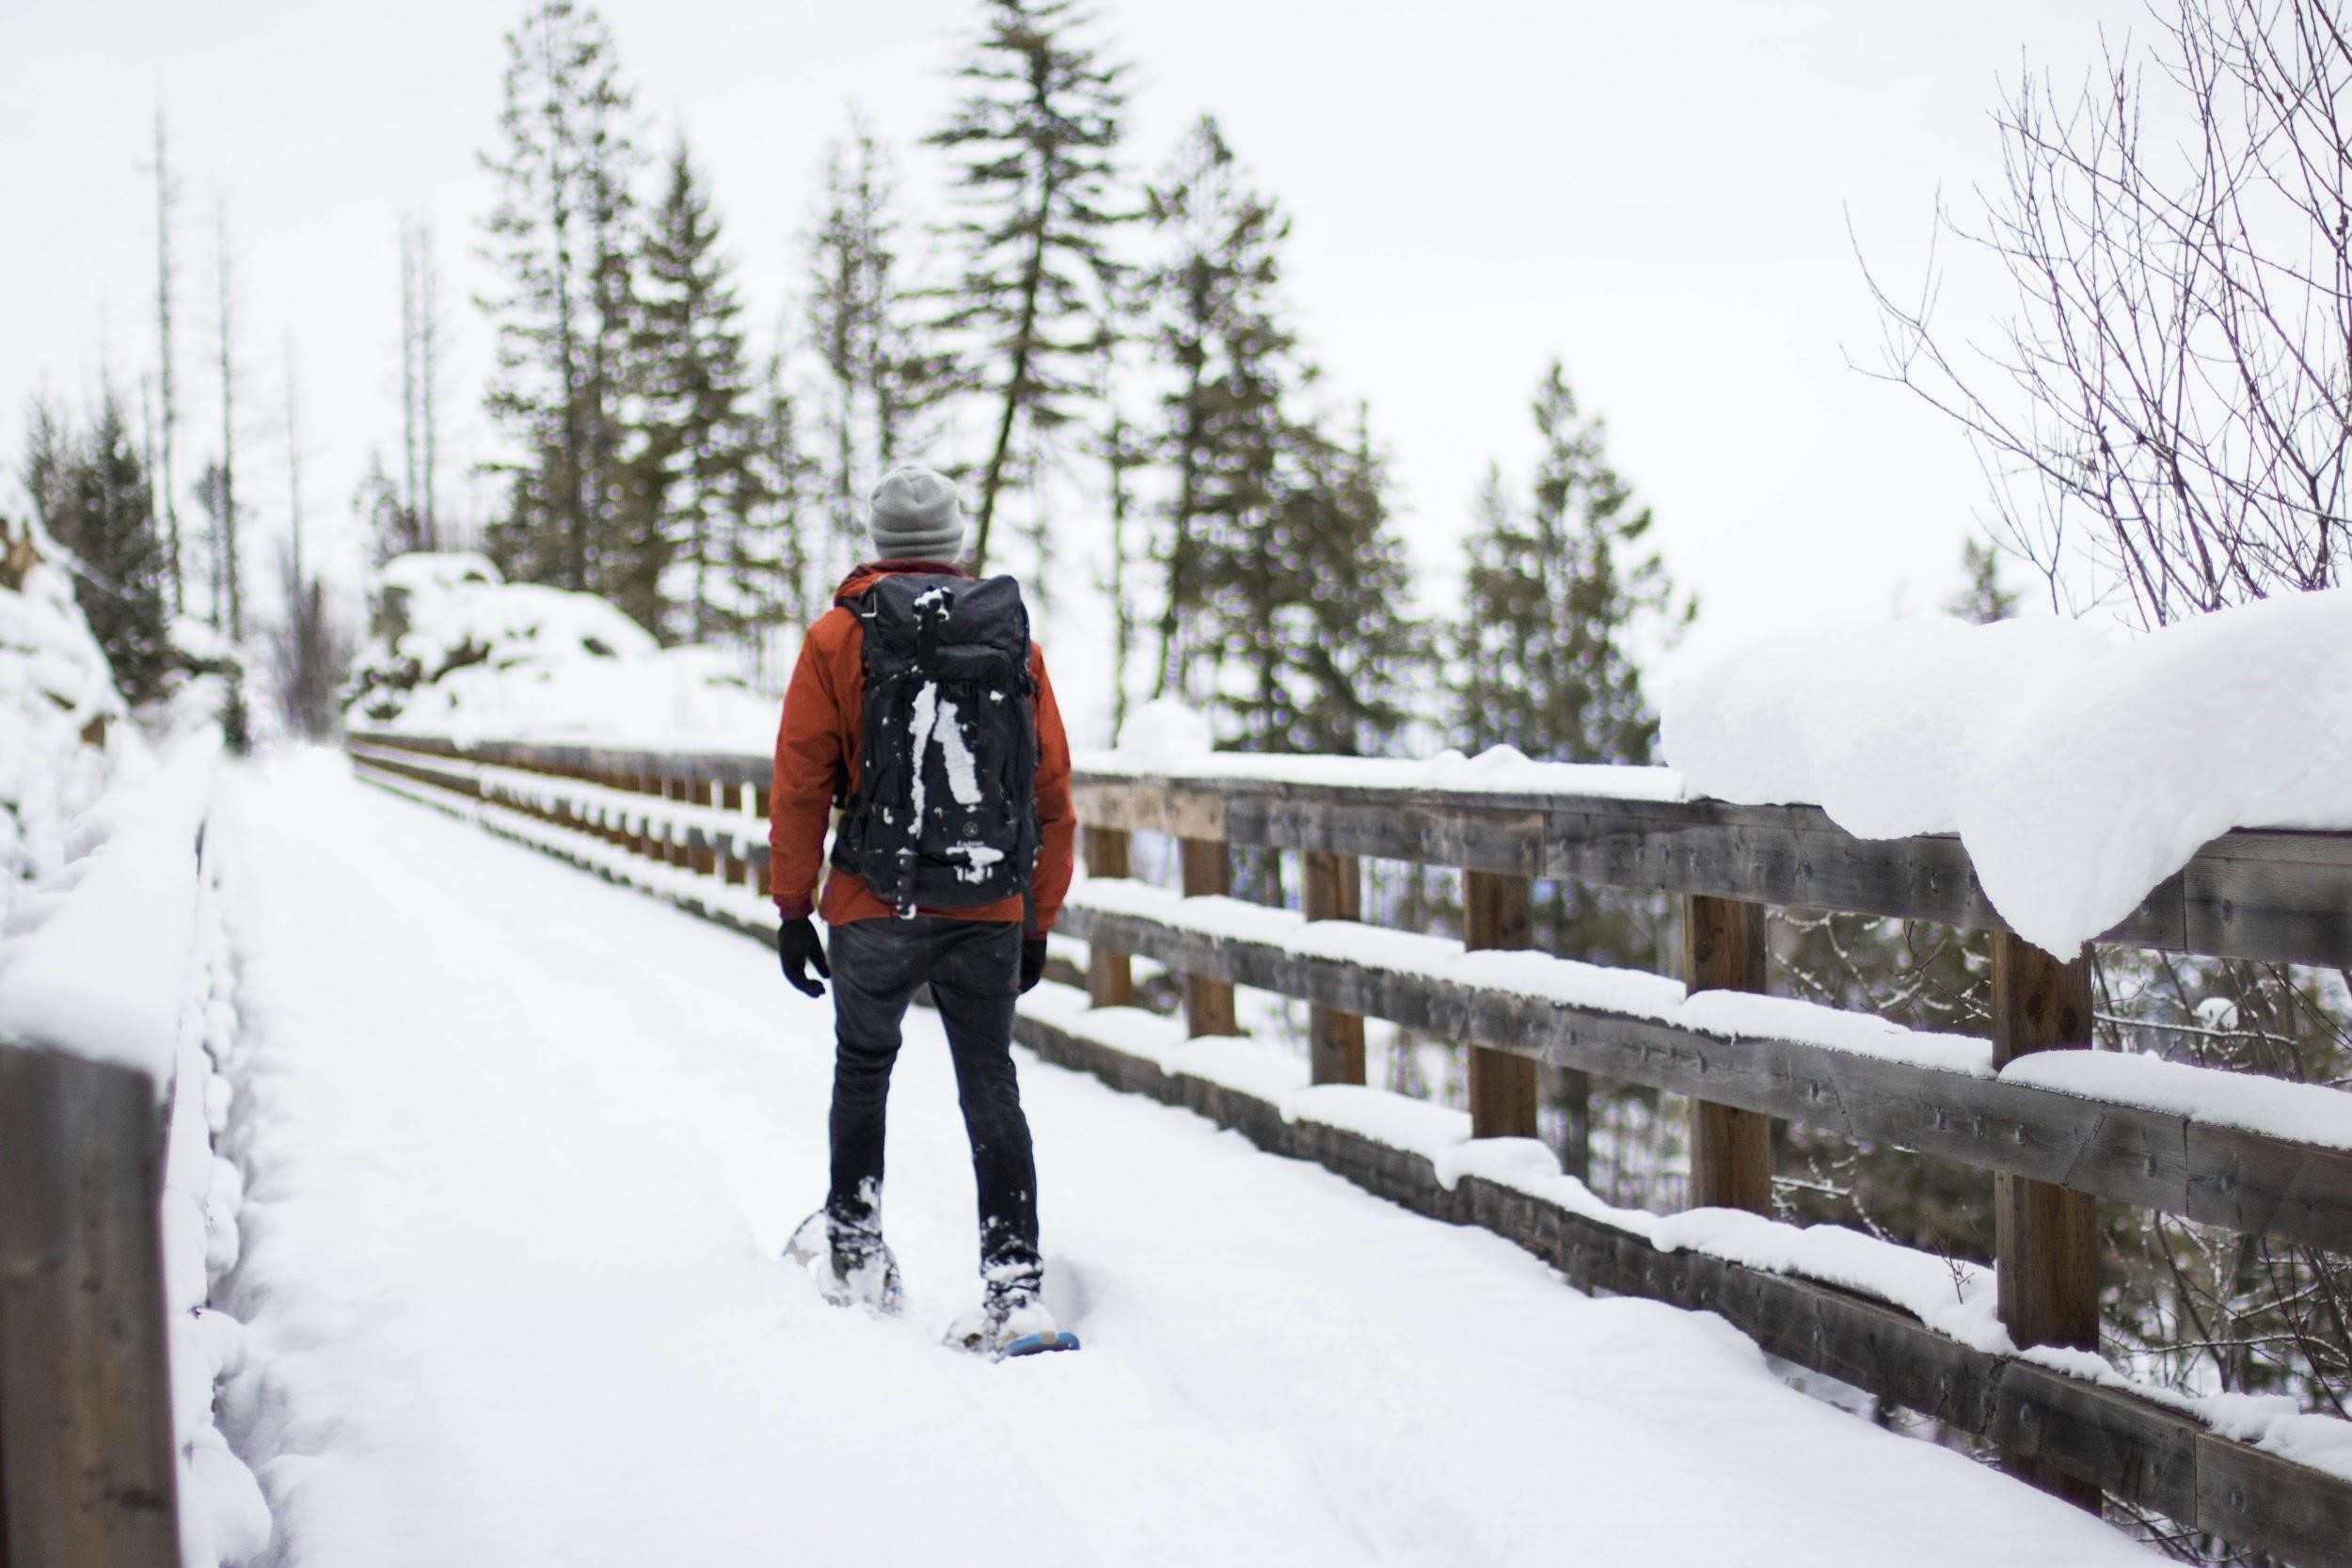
[[1020, 934, 1049, 993]]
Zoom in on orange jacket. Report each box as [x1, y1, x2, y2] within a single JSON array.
[[769, 561, 1075, 930]]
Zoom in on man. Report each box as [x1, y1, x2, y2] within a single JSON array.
[[768, 465, 1076, 1357]]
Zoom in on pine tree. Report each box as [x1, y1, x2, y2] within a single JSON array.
[[149, 106, 184, 614], [211, 199, 244, 642], [739, 353, 821, 673], [401, 217, 444, 548], [1089, 333, 1145, 737], [1142, 115, 1290, 705], [1946, 536, 2018, 624], [806, 116, 948, 583], [1458, 361, 1688, 771], [1276, 409, 1421, 755], [478, 0, 642, 596], [271, 350, 351, 739], [21, 390, 175, 705], [1455, 361, 1692, 1178], [356, 451, 428, 564], [927, 0, 1128, 573], [625, 135, 761, 645]]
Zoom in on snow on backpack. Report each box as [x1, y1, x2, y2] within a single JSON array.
[[830, 573, 1042, 918]]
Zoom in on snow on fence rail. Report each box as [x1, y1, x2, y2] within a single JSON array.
[[346, 730, 2352, 1567], [0, 734, 265, 1566]]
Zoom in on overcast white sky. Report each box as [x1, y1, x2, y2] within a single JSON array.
[[3, 0, 2153, 720]]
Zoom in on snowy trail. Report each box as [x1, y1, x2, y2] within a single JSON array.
[[214, 752, 2150, 1568]]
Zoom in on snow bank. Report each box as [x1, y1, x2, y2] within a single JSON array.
[[1, 514, 135, 912], [0, 732, 215, 1082], [1661, 593, 2352, 953], [346, 552, 776, 752]]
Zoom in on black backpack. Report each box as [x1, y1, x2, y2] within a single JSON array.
[[830, 573, 1042, 918]]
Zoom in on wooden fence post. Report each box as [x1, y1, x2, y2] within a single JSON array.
[[1682, 894, 1772, 1214], [1180, 837, 1238, 1037], [692, 780, 718, 878], [664, 778, 688, 868], [0, 1047, 181, 1567], [1464, 869, 1538, 1138], [1304, 851, 1365, 1085], [1084, 827, 1136, 1008], [1992, 931, 2104, 1513], [628, 774, 652, 859]]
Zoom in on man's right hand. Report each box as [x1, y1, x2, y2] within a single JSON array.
[[777, 916, 830, 998]]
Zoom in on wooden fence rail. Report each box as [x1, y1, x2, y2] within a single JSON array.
[[1073, 772, 2352, 969], [346, 731, 2352, 1566]]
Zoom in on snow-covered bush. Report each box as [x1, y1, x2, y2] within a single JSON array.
[[344, 552, 775, 748], [0, 513, 135, 912]]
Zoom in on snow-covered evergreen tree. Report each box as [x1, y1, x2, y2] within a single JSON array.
[[927, 0, 1129, 573], [22, 389, 175, 706]]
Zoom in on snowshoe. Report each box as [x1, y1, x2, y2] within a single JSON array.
[[785, 1211, 905, 1317], [945, 1284, 1079, 1361]]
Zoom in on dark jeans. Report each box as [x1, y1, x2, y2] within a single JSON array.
[[825, 917, 1041, 1291]]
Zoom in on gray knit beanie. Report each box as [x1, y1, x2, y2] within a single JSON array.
[[866, 466, 966, 563]]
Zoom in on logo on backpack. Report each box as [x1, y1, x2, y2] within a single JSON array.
[[831, 574, 1041, 918]]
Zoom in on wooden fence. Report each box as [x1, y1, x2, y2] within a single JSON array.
[[347, 731, 2352, 1567]]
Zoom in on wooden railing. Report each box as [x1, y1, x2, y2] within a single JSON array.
[[347, 731, 2352, 1566], [0, 745, 219, 1566]]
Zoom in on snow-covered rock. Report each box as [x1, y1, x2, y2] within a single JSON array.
[[1661, 592, 2352, 954], [345, 552, 776, 750]]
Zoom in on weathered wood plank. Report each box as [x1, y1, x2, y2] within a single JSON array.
[[0, 1047, 181, 1568], [355, 738, 2352, 967], [1083, 828, 1136, 1009], [1465, 870, 1538, 1138], [1303, 851, 1365, 1085], [1178, 839, 1238, 1038], [2195, 1428, 2352, 1568], [1683, 895, 1772, 1216], [1990, 1361, 2197, 1520], [1062, 772, 2352, 969], [1055, 899, 2352, 1254]]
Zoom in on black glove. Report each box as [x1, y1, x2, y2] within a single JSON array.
[[777, 916, 830, 998], [1019, 934, 1049, 994]]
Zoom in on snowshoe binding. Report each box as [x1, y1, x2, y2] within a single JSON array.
[[946, 1279, 1079, 1361], [785, 1211, 905, 1317]]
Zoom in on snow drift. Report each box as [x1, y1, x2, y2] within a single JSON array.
[[346, 552, 775, 750], [1661, 591, 2352, 954]]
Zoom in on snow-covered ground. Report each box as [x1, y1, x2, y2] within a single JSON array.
[[213, 752, 2151, 1567]]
